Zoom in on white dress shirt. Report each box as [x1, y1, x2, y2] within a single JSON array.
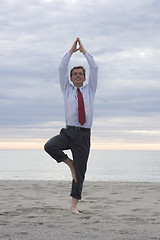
[[59, 52, 98, 128]]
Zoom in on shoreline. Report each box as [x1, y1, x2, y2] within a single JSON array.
[[0, 180, 160, 240]]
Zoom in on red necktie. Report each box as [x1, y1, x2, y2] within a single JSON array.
[[77, 88, 86, 125]]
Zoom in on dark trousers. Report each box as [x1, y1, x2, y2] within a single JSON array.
[[44, 127, 91, 200]]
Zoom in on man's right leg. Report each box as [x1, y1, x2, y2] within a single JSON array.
[[44, 129, 77, 182], [44, 132, 69, 163]]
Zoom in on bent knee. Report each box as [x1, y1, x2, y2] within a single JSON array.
[[44, 140, 57, 154], [44, 141, 51, 153]]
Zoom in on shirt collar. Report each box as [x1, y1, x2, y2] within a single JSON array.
[[73, 86, 84, 91]]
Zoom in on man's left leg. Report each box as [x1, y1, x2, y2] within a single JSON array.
[[70, 130, 90, 213]]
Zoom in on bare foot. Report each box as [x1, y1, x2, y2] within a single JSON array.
[[71, 207, 81, 214], [63, 158, 77, 182], [71, 198, 81, 214]]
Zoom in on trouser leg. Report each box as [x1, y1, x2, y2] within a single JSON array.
[[44, 129, 70, 163], [70, 131, 90, 200], [44, 127, 90, 200]]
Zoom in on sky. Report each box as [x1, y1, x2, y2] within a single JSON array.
[[0, 0, 160, 150]]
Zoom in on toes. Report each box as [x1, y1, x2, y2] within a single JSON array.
[[71, 209, 81, 214]]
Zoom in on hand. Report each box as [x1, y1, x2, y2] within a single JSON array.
[[77, 38, 87, 54], [69, 38, 87, 55], [69, 39, 79, 54]]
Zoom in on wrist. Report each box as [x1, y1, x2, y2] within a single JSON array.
[[68, 49, 74, 54], [81, 49, 87, 55]]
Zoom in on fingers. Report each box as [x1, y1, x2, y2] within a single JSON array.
[[69, 39, 79, 54], [76, 37, 83, 50], [76, 37, 87, 54], [72, 40, 77, 50], [73, 38, 80, 51], [69, 37, 86, 54]]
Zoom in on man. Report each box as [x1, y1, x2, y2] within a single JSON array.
[[44, 38, 98, 214]]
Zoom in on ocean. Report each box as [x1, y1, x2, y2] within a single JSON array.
[[0, 149, 160, 182]]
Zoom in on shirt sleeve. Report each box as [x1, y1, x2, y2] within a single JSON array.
[[85, 53, 98, 94], [59, 52, 72, 93]]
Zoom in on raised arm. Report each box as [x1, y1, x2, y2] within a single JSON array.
[[59, 52, 71, 93], [85, 53, 98, 94], [59, 38, 80, 92], [78, 38, 98, 93]]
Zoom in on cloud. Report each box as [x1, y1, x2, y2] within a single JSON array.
[[0, 0, 160, 149]]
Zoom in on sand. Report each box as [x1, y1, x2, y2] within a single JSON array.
[[0, 180, 160, 240]]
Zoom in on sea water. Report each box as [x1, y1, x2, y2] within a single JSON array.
[[0, 149, 160, 182]]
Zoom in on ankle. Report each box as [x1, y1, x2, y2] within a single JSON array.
[[71, 197, 78, 208], [64, 158, 73, 167]]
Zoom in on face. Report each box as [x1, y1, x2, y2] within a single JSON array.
[[70, 68, 86, 87]]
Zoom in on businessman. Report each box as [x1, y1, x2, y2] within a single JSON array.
[[44, 38, 98, 214]]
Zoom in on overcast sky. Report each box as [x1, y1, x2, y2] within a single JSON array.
[[0, 0, 160, 150]]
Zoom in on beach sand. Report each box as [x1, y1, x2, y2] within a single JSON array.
[[0, 180, 160, 240]]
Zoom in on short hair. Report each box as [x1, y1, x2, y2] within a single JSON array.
[[70, 66, 86, 77]]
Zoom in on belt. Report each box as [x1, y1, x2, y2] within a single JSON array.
[[66, 125, 90, 132]]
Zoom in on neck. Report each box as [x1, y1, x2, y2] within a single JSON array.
[[74, 83, 83, 88]]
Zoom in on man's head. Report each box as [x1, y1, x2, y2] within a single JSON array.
[[70, 66, 86, 87]]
